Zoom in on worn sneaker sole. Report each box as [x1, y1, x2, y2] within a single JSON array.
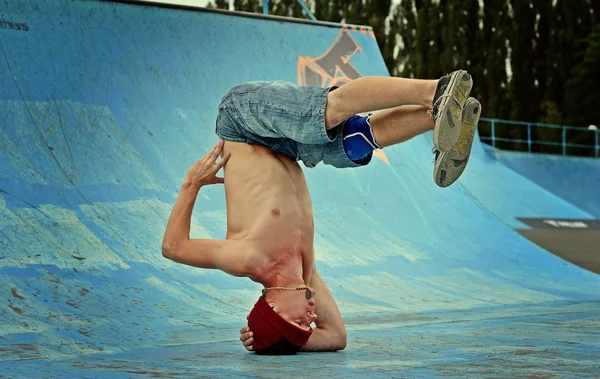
[[433, 97, 482, 188], [433, 70, 473, 152]]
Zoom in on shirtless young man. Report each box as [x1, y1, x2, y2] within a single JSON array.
[[162, 72, 481, 354]]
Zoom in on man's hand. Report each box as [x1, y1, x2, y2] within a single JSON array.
[[184, 139, 230, 187], [239, 326, 254, 351]]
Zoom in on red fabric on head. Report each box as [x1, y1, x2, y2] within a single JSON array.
[[247, 296, 312, 350]]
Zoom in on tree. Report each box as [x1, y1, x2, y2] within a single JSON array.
[[394, 0, 418, 78], [413, 0, 430, 77], [509, 1, 538, 122], [207, 0, 228, 9], [463, 0, 483, 101], [365, 0, 393, 70], [565, 25, 600, 127], [544, 0, 597, 124], [480, 0, 510, 119]]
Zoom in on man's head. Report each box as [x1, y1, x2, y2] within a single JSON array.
[[246, 288, 317, 354]]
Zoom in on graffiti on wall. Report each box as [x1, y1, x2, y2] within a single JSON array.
[[297, 27, 389, 164], [297, 27, 364, 88]]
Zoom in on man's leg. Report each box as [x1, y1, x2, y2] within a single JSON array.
[[324, 77, 438, 129], [336, 105, 432, 162], [338, 98, 482, 188], [326, 72, 473, 152], [368, 105, 433, 148]]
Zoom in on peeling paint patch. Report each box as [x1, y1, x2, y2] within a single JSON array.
[[10, 288, 25, 300], [8, 304, 23, 315]]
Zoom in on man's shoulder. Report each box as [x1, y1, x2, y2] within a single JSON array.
[[222, 237, 267, 276]]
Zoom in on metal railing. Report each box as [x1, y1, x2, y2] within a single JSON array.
[[478, 118, 599, 158], [263, 0, 316, 20]]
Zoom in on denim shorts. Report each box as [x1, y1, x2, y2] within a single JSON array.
[[215, 81, 372, 168]]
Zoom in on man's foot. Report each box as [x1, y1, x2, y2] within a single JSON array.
[[430, 70, 473, 152], [433, 97, 482, 188]]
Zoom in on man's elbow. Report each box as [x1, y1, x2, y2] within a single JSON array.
[[336, 329, 347, 350], [327, 327, 347, 351], [161, 239, 178, 260]]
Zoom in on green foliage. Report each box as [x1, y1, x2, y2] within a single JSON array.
[[565, 25, 600, 126], [206, 0, 228, 9], [391, 0, 418, 77], [509, 0, 538, 123]]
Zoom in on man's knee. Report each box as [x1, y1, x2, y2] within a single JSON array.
[[325, 91, 351, 130], [342, 115, 379, 161]]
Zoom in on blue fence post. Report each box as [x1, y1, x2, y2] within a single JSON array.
[[527, 123, 531, 153], [296, 0, 317, 20], [562, 127, 566, 156], [491, 119, 496, 148], [263, 0, 268, 14]]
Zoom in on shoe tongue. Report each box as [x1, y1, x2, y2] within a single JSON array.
[[433, 76, 450, 106]]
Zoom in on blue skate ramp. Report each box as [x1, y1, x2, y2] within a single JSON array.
[[496, 150, 600, 218], [1, 1, 599, 378], [458, 135, 595, 228], [461, 144, 600, 275]]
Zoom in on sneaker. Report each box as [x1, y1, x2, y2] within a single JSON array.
[[430, 70, 473, 152], [433, 97, 482, 188]]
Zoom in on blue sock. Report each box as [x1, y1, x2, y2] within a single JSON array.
[[342, 115, 380, 161]]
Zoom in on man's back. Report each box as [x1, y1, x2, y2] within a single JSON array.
[[222, 141, 316, 283]]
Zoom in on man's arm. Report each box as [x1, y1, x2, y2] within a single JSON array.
[[300, 270, 347, 352], [162, 141, 250, 276]]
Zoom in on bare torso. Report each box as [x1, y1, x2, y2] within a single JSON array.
[[222, 141, 315, 285]]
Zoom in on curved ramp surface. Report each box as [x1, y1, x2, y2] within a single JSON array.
[[1, 1, 599, 377], [496, 150, 600, 218], [466, 147, 600, 274], [458, 136, 595, 228]]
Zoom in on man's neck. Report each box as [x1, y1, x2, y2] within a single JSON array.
[[262, 282, 307, 304], [260, 270, 306, 288]]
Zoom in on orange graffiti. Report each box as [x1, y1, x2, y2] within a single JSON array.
[[373, 150, 389, 164], [297, 28, 362, 88], [297, 27, 389, 164]]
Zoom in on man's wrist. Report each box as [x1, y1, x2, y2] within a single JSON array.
[[182, 179, 202, 191]]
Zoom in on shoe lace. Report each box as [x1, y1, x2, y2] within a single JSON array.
[[431, 146, 440, 163], [428, 81, 465, 121], [429, 93, 464, 117], [428, 83, 448, 120]]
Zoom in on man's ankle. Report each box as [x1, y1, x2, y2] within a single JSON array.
[[426, 80, 440, 109]]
